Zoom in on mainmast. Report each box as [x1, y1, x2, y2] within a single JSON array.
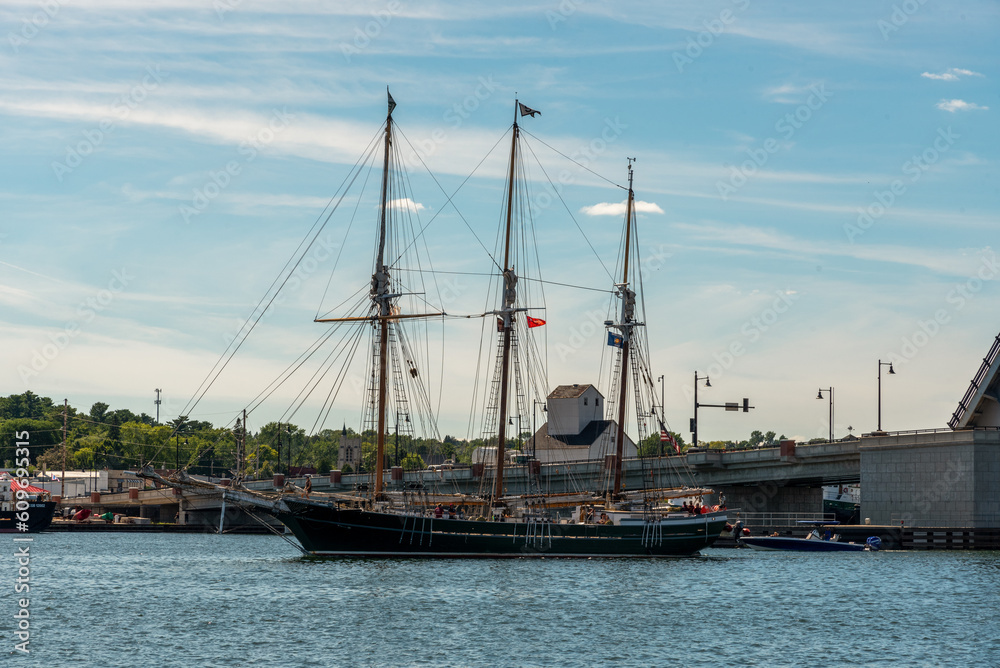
[[612, 160, 637, 495], [492, 102, 521, 502]]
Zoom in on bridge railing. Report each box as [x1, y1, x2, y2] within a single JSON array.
[[731, 511, 837, 528]]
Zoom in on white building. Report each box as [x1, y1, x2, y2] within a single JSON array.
[[528, 384, 637, 464]]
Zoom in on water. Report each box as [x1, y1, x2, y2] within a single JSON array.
[[5, 533, 999, 667]]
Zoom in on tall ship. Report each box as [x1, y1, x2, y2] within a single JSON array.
[[143, 93, 727, 556]]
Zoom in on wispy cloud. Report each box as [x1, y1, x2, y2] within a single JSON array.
[[937, 99, 988, 112], [762, 82, 823, 104], [921, 68, 984, 81], [580, 200, 664, 216], [674, 221, 991, 277]]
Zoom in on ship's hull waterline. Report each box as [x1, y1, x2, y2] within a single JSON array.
[[274, 501, 728, 557]]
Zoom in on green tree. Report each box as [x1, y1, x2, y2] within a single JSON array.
[[400, 453, 425, 471], [89, 402, 110, 423], [637, 430, 686, 457]]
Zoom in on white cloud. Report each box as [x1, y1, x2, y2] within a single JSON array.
[[937, 99, 989, 113], [387, 198, 425, 212], [921, 68, 984, 81], [579, 200, 664, 216]]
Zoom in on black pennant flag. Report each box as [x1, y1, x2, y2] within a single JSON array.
[[387, 89, 396, 115], [518, 102, 540, 118]]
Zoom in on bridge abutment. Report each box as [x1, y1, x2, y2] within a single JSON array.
[[861, 429, 1000, 527]]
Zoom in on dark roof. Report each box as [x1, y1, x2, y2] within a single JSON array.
[[547, 384, 601, 399], [537, 420, 615, 447]]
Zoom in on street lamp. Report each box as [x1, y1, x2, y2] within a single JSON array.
[[691, 371, 711, 449], [877, 360, 896, 432], [657, 374, 665, 456], [508, 416, 521, 453], [816, 387, 834, 442], [532, 399, 546, 459]]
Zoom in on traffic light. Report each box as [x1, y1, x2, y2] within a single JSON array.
[[743, 398, 750, 413]]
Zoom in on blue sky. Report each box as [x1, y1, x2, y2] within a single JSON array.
[[2, 0, 998, 443]]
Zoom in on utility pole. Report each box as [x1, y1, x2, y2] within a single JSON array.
[[61, 398, 67, 499], [241, 408, 247, 479], [154, 388, 162, 425]]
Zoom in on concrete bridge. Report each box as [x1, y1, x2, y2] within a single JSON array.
[[64, 428, 998, 532]]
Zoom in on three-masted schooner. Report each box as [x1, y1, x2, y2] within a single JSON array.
[[143, 92, 728, 556]]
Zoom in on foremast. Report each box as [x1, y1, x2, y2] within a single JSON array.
[[610, 160, 638, 496], [314, 91, 441, 499]]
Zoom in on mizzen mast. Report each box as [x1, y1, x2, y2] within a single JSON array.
[[611, 160, 637, 495]]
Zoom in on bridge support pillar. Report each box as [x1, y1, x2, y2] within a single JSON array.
[[719, 485, 822, 516]]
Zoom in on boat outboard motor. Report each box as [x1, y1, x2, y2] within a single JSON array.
[[866, 536, 882, 551]]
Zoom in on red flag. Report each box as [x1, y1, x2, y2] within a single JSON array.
[[526, 316, 546, 328]]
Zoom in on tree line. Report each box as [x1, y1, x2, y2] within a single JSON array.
[[2, 392, 796, 478]]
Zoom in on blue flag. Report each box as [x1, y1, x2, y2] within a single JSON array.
[[607, 332, 623, 348]]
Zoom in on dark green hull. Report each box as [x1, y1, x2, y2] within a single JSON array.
[[274, 500, 728, 557]]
